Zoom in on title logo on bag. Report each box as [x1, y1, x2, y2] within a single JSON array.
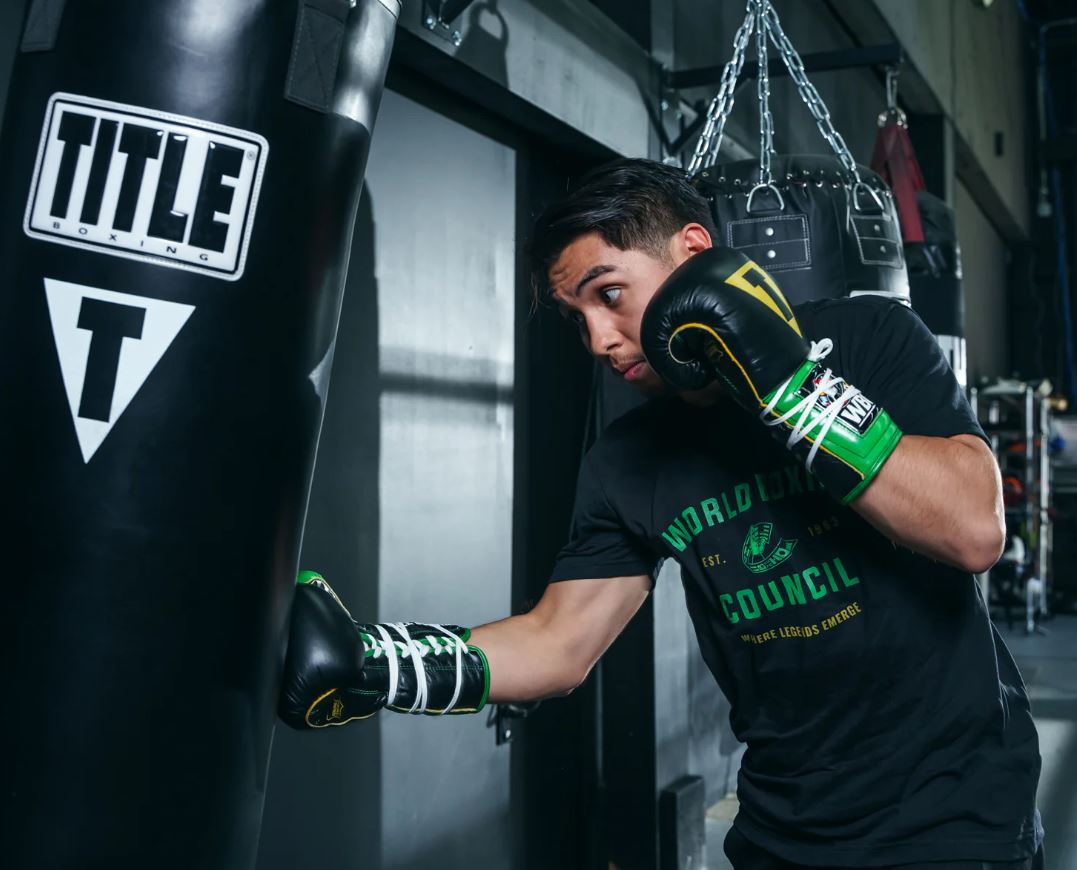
[[24, 93, 269, 281], [44, 278, 195, 463]]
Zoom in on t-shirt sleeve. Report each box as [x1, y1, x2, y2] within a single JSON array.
[[842, 299, 985, 442], [549, 449, 660, 584]]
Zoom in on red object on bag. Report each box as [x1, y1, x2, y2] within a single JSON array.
[[871, 123, 926, 243]]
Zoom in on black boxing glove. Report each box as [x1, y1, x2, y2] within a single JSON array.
[[279, 571, 490, 730], [641, 247, 902, 504]]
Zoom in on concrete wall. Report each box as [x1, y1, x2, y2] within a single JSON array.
[[397, 0, 656, 158], [956, 179, 1012, 381]]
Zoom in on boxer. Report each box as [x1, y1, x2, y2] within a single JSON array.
[[280, 159, 1043, 870]]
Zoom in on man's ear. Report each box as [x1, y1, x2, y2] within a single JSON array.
[[671, 223, 714, 264]]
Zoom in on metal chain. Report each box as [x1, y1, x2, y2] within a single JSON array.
[[763, 3, 862, 182], [686, 1, 756, 176], [689, 0, 879, 211], [755, 0, 774, 186]]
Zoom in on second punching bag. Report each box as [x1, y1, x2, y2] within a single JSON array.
[[907, 191, 967, 386], [0, 1, 397, 868]]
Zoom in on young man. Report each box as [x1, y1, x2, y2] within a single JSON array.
[[280, 159, 1043, 869]]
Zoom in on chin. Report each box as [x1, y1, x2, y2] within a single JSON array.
[[630, 375, 672, 397]]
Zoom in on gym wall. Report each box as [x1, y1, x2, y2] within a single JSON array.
[[957, 179, 1012, 382]]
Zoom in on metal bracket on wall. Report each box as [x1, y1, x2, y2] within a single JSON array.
[[422, 0, 477, 46], [665, 42, 904, 90], [489, 701, 540, 746]]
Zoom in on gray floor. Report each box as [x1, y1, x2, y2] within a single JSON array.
[[704, 797, 736, 870], [703, 614, 1077, 869]]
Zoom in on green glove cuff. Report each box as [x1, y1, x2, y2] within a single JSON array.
[[762, 359, 903, 504]]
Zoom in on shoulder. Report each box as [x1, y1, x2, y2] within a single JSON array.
[[794, 296, 931, 358], [793, 294, 914, 337], [792, 296, 938, 382]]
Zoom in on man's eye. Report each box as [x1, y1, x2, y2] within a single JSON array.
[[600, 287, 621, 304]]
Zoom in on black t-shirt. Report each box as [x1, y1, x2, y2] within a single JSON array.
[[551, 296, 1042, 867]]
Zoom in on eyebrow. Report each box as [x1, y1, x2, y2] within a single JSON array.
[[574, 264, 617, 297]]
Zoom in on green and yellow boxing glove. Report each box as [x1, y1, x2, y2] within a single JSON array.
[[279, 571, 490, 729], [641, 247, 902, 504]]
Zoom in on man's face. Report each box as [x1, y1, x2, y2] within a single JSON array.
[[548, 228, 710, 396]]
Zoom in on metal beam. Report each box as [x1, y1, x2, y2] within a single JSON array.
[[665, 43, 904, 90]]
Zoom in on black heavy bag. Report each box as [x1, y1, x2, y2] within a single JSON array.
[[693, 155, 909, 306], [906, 191, 966, 385], [0, 2, 397, 868], [684, 0, 909, 307]]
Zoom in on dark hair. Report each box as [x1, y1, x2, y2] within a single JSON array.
[[527, 158, 717, 305]]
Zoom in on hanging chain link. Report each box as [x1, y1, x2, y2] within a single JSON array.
[[755, 0, 774, 187], [686, 1, 756, 176], [762, 3, 862, 182], [689, 0, 868, 189]]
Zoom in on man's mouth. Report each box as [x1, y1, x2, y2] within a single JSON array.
[[617, 361, 648, 382]]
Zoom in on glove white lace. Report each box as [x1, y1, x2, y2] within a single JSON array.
[[759, 339, 862, 472], [365, 623, 468, 714]]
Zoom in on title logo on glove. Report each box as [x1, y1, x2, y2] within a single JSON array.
[[724, 260, 802, 337]]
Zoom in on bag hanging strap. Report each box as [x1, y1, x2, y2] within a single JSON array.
[[869, 68, 927, 243], [20, 0, 67, 53], [285, 0, 352, 112], [871, 125, 926, 242]]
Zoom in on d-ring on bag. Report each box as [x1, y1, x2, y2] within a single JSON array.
[[687, 0, 909, 307]]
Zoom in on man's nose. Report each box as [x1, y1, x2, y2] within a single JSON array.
[[586, 313, 621, 357]]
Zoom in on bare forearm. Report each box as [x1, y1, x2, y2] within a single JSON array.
[[470, 612, 580, 704], [853, 434, 1004, 572], [469, 574, 651, 705]]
